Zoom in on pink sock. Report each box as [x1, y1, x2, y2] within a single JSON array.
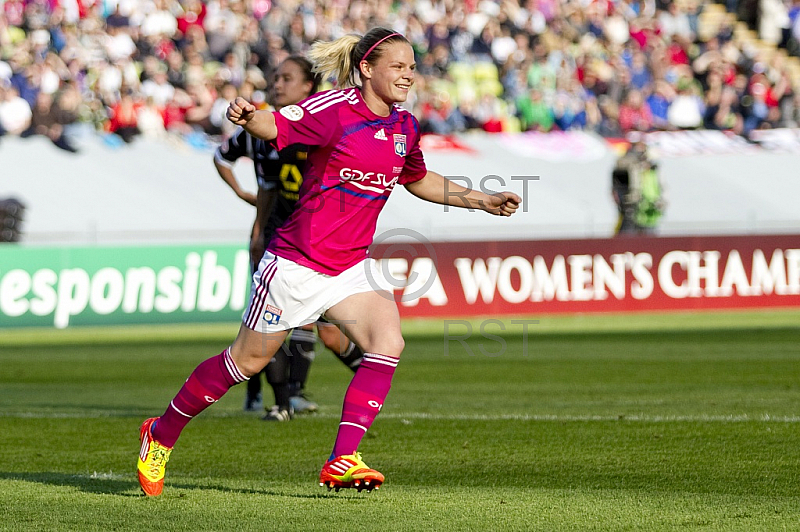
[[152, 348, 247, 447], [332, 353, 399, 458]]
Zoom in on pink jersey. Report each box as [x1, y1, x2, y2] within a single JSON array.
[[267, 88, 428, 275]]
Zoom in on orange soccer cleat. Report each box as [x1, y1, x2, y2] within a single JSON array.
[[319, 452, 384, 492], [137, 417, 172, 496]]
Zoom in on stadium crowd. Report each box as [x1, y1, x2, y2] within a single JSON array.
[[1, 0, 800, 152]]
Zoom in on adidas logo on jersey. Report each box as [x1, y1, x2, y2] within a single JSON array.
[[374, 129, 387, 141]]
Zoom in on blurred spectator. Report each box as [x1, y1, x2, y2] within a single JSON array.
[[0, 0, 799, 154], [760, 0, 790, 46], [103, 18, 136, 63], [552, 79, 589, 131], [106, 91, 141, 143], [163, 89, 194, 135], [136, 96, 167, 139], [0, 84, 31, 135], [743, 79, 770, 133], [177, 0, 207, 37], [629, 51, 653, 91], [594, 96, 624, 138], [659, 2, 694, 41], [517, 87, 554, 132], [184, 81, 216, 133], [140, 0, 177, 41], [219, 51, 246, 88], [165, 50, 187, 90], [210, 82, 239, 138], [21, 89, 79, 151], [704, 85, 744, 132], [473, 93, 508, 132], [141, 66, 174, 108], [646, 81, 675, 130], [10, 61, 39, 108], [527, 43, 557, 93], [22, 87, 78, 153], [667, 78, 705, 129], [619, 89, 654, 132]]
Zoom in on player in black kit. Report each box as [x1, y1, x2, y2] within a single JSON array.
[[214, 57, 363, 421]]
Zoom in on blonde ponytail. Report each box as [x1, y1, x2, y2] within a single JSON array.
[[308, 35, 361, 89]]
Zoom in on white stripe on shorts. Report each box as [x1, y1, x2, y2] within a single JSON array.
[[246, 257, 278, 329], [251, 258, 279, 328]]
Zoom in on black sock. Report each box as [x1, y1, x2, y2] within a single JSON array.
[[335, 341, 363, 372], [288, 329, 316, 396], [246, 369, 263, 399], [265, 344, 291, 410]]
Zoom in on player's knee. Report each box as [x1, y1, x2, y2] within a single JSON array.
[[374, 334, 404, 358], [394, 336, 406, 356], [235, 355, 265, 378], [232, 357, 262, 378], [231, 342, 280, 377]]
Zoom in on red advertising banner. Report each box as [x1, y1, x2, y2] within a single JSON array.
[[370, 234, 800, 317]]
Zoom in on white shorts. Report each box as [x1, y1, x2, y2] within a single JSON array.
[[242, 252, 392, 333]]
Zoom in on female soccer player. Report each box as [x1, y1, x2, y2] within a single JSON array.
[[214, 56, 364, 420], [137, 27, 520, 496]]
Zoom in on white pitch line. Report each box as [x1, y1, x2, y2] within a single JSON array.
[[2, 411, 800, 423], [376, 413, 800, 423]]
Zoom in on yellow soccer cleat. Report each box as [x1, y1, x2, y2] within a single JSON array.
[[319, 452, 384, 492], [137, 417, 172, 496]]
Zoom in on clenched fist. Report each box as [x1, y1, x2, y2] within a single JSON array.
[[226, 97, 256, 126]]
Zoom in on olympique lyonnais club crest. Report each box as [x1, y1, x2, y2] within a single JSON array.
[[263, 304, 283, 326], [393, 134, 407, 157]]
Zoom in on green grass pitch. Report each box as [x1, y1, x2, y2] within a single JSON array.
[[1, 310, 799, 531]]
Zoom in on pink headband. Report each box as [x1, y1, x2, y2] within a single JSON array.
[[361, 33, 402, 62]]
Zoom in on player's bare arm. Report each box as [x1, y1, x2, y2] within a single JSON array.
[[214, 158, 257, 206], [405, 170, 521, 217], [226, 97, 278, 141]]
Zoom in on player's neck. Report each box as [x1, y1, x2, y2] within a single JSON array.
[[360, 87, 392, 117]]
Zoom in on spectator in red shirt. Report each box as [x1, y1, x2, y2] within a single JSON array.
[[619, 89, 653, 132], [107, 91, 141, 143], [176, 0, 206, 37]]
